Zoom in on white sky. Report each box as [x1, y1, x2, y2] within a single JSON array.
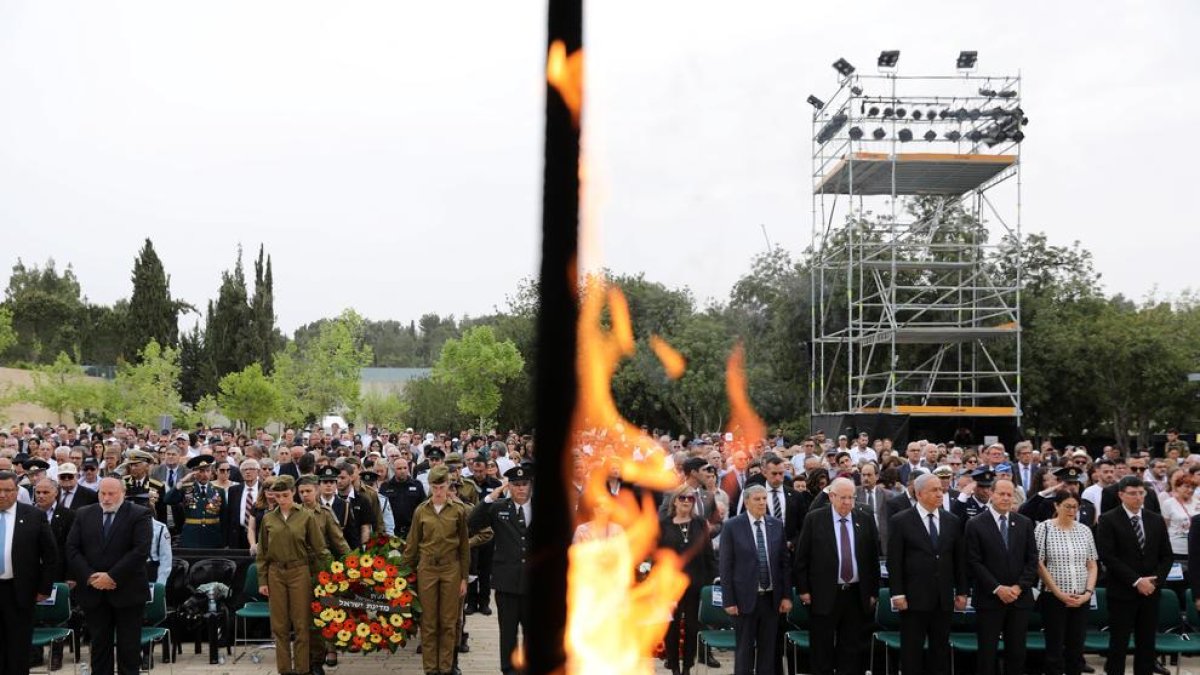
[[0, 1, 1196, 333]]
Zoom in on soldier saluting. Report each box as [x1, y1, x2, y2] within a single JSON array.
[[122, 449, 167, 522], [164, 455, 226, 548]]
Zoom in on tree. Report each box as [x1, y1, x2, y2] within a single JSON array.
[[177, 324, 213, 405], [112, 339, 184, 427], [22, 352, 104, 424], [205, 248, 257, 381], [250, 245, 280, 372], [3, 258, 85, 363], [403, 377, 472, 432], [217, 363, 283, 429], [126, 238, 184, 359], [0, 307, 16, 360], [433, 325, 524, 429], [353, 389, 410, 430], [273, 309, 373, 423]]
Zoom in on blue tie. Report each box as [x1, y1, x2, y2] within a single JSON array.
[[1000, 514, 1009, 549], [0, 512, 6, 575], [927, 513, 939, 550], [103, 512, 114, 540], [754, 520, 771, 590]]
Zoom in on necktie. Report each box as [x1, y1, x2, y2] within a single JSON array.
[[1132, 515, 1145, 551], [516, 504, 527, 530], [167, 469, 175, 488], [1023, 467, 1030, 490], [754, 520, 771, 590], [771, 489, 783, 521], [927, 513, 940, 550], [0, 512, 5, 575], [999, 514, 1009, 549], [102, 511, 114, 540], [866, 490, 874, 512], [839, 517, 854, 583], [59, 490, 67, 508], [695, 491, 704, 518], [244, 487, 255, 526]]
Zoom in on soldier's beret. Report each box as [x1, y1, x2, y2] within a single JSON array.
[[270, 475, 296, 491], [427, 465, 450, 485], [360, 470, 379, 482], [1054, 466, 1083, 483], [445, 452, 463, 464], [296, 475, 319, 487]]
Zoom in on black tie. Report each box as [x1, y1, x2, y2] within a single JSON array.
[[516, 504, 527, 530], [771, 489, 783, 521], [1000, 514, 1009, 549], [1132, 515, 1145, 551], [927, 513, 939, 550], [102, 512, 114, 540], [167, 469, 175, 488]]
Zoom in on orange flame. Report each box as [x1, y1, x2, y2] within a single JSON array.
[[566, 277, 689, 674], [547, 40, 584, 125], [724, 341, 765, 451], [649, 335, 686, 380]]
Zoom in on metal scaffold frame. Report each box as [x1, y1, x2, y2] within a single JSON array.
[[809, 60, 1023, 425]]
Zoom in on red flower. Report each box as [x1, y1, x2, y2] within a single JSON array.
[[385, 565, 398, 577], [373, 557, 386, 570], [322, 626, 337, 639], [332, 572, 346, 583], [398, 591, 413, 605], [402, 618, 413, 630], [310, 601, 322, 613], [369, 622, 382, 634], [317, 571, 332, 585], [346, 556, 359, 569], [381, 624, 394, 637]]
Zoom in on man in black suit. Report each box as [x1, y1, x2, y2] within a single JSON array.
[[720, 449, 750, 514], [883, 467, 925, 525], [888, 473, 968, 675], [964, 478, 1039, 675], [1096, 476, 1173, 675], [1100, 477, 1161, 515], [1013, 441, 1042, 494], [0, 470, 57, 675], [224, 458, 265, 549], [55, 462, 97, 510], [32, 478, 74, 580], [718, 483, 792, 675], [66, 477, 153, 675], [757, 454, 811, 675], [795, 477, 880, 675]]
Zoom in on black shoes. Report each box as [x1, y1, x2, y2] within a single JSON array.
[[464, 602, 477, 615], [478, 604, 493, 616], [703, 648, 720, 668]]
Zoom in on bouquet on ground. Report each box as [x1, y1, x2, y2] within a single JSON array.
[[312, 535, 420, 653]]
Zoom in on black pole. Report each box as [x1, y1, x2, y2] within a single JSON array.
[[528, 0, 581, 673]]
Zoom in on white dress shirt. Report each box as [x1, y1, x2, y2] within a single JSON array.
[[747, 513, 773, 591], [0, 502, 15, 580]]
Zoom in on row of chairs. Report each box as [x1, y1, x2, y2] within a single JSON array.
[[696, 585, 1200, 675], [32, 582, 172, 674]]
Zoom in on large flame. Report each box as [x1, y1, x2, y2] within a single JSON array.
[[547, 40, 584, 125], [724, 342, 765, 451], [565, 278, 690, 674]]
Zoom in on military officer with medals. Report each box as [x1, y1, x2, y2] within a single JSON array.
[[952, 467, 995, 521], [122, 449, 168, 522], [165, 455, 227, 548], [469, 463, 534, 675]]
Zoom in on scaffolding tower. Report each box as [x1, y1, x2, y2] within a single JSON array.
[[809, 56, 1024, 441]]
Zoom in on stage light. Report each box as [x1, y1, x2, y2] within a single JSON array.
[[924, 130, 937, 141], [957, 51, 978, 70], [868, 106, 880, 117], [1012, 130, 1025, 143], [998, 90, 1017, 99], [873, 127, 886, 140], [939, 109, 950, 119], [878, 50, 900, 69], [849, 126, 864, 140], [945, 130, 962, 141], [912, 110, 923, 120], [979, 87, 997, 98], [883, 107, 894, 118], [967, 129, 983, 142], [968, 108, 981, 120], [896, 107, 907, 118], [898, 128, 913, 142], [927, 109, 937, 120], [833, 58, 856, 77], [807, 95, 825, 110], [817, 113, 848, 144], [851, 85, 863, 96], [990, 106, 1006, 119]]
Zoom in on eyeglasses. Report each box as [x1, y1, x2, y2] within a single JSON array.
[[677, 495, 696, 502], [217, 468, 230, 473]]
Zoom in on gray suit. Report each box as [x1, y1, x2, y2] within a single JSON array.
[[856, 484, 893, 548]]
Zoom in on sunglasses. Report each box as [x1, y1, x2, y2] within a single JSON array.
[[677, 495, 696, 502]]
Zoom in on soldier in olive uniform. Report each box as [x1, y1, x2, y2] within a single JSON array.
[[468, 463, 534, 675], [164, 455, 227, 548], [403, 465, 470, 675], [297, 475, 349, 675], [122, 449, 168, 523], [256, 475, 329, 675], [1166, 429, 1191, 458]]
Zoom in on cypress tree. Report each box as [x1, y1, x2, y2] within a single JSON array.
[[251, 245, 278, 372], [205, 247, 257, 380], [126, 239, 180, 360]]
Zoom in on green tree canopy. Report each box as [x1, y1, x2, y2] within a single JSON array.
[[112, 339, 184, 427], [217, 362, 283, 430], [22, 352, 105, 424], [126, 238, 186, 359], [273, 308, 373, 424], [433, 325, 524, 428]]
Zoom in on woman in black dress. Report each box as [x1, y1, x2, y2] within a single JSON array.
[[658, 486, 717, 675]]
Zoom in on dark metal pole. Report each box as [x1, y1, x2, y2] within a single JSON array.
[[528, 0, 581, 673]]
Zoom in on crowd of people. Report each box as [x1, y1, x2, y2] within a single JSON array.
[[1, 419, 1198, 675]]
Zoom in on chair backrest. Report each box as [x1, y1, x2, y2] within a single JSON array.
[[145, 583, 168, 626], [243, 562, 263, 601], [1157, 588, 1182, 633], [1187, 589, 1200, 630], [698, 585, 733, 630], [876, 588, 901, 630], [33, 582, 71, 625], [786, 589, 810, 629], [1086, 587, 1109, 629], [187, 558, 237, 590], [166, 558, 191, 608]]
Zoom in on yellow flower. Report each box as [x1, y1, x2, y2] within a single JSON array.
[[389, 614, 404, 627], [314, 619, 325, 628], [359, 555, 374, 567], [389, 634, 402, 643], [347, 569, 360, 580], [320, 608, 335, 622], [385, 588, 400, 600], [373, 570, 387, 582], [338, 581, 349, 592], [323, 583, 335, 594], [330, 561, 344, 574], [355, 623, 370, 638], [313, 588, 325, 597], [333, 610, 347, 623], [394, 577, 407, 591], [337, 630, 352, 643]]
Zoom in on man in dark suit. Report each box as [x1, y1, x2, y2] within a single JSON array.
[[66, 477, 153, 675], [1100, 478, 1161, 516], [1096, 476, 1173, 675], [1013, 441, 1042, 495], [855, 461, 891, 544], [964, 478, 1039, 675], [718, 483, 792, 675], [757, 454, 811, 675], [55, 462, 97, 511], [720, 450, 750, 514], [224, 459, 265, 549], [897, 442, 925, 486], [32, 478, 74, 581], [795, 477, 880, 675], [0, 470, 57, 675], [888, 473, 968, 675], [884, 467, 925, 526]]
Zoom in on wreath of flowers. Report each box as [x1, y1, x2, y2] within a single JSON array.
[[311, 535, 421, 653]]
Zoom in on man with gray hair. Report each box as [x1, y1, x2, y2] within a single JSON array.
[[888, 473, 968, 675]]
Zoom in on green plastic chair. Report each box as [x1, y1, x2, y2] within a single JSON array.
[[1151, 588, 1200, 671], [871, 588, 905, 675], [234, 563, 272, 654], [783, 590, 811, 664], [31, 582, 75, 674], [696, 585, 736, 674], [139, 582, 171, 671], [1083, 586, 1118, 653]]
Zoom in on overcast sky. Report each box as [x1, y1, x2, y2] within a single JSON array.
[[0, 1, 1196, 334]]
